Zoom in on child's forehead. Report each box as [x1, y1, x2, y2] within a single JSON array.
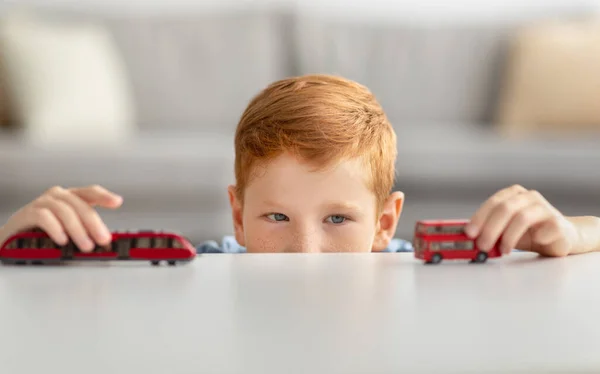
[[252, 151, 369, 178]]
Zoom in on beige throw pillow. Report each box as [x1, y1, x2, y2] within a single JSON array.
[[496, 19, 600, 137], [0, 54, 12, 128], [0, 10, 136, 146]]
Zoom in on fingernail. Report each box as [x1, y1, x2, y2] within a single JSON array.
[[101, 228, 112, 242], [58, 233, 69, 245], [81, 238, 94, 251]]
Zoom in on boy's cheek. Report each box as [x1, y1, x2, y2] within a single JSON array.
[[243, 220, 373, 253], [243, 221, 283, 253], [246, 235, 283, 253]]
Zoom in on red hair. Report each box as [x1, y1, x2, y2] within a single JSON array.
[[234, 74, 397, 213]]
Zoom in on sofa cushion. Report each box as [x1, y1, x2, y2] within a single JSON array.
[[0, 10, 136, 146], [496, 19, 600, 137]]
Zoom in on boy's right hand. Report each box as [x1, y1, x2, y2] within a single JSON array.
[[0, 185, 123, 252]]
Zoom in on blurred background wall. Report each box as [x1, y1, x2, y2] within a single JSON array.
[[0, 0, 599, 245]]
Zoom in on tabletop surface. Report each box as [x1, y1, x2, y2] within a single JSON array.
[[1, 252, 600, 374]]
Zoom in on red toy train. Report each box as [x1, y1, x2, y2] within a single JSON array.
[[0, 229, 196, 265], [413, 219, 502, 264]]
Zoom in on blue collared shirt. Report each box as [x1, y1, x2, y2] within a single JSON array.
[[196, 236, 414, 253]]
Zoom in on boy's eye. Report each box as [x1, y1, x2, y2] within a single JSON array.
[[267, 213, 289, 222], [327, 215, 346, 224]]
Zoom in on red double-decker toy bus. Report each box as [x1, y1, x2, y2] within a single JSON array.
[[413, 219, 501, 264], [0, 229, 196, 265]]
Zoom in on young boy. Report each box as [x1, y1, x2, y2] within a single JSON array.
[[0, 74, 599, 256]]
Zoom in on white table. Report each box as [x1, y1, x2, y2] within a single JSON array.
[[1, 252, 600, 374]]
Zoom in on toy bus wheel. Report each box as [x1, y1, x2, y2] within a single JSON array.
[[475, 251, 488, 263], [151, 261, 160, 266], [168, 261, 176, 266], [430, 253, 442, 264]]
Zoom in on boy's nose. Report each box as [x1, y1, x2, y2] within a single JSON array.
[[293, 243, 321, 253], [286, 228, 322, 253]]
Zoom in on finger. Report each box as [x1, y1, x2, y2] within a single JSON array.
[[25, 207, 69, 245], [37, 196, 95, 252], [499, 203, 555, 254], [466, 184, 527, 238], [52, 190, 112, 246], [476, 190, 537, 251], [67, 185, 123, 208]]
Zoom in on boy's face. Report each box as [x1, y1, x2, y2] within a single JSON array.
[[228, 152, 404, 253]]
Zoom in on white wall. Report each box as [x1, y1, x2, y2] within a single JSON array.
[[296, 0, 600, 23], [1, 0, 599, 23]]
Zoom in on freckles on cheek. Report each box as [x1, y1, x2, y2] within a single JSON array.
[[254, 237, 278, 252], [324, 228, 369, 252], [246, 224, 283, 253], [322, 240, 364, 252]]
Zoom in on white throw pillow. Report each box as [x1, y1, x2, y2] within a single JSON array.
[[0, 10, 136, 147]]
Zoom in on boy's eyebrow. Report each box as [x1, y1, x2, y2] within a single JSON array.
[[262, 200, 363, 212], [322, 202, 363, 212]]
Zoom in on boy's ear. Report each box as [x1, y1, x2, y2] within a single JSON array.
[[227, 185, 245, 246], [372, 191, 404, 251]]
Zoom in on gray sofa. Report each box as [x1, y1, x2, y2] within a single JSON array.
[[0, 6, 599, 245]]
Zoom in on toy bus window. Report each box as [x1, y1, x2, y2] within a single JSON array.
[[413, 238, 426, 252], [426, 225, 464, 235], [430, 241, 473, 251], [430, 241, 456, 251], [453, 241, 474, 250], [413, 238, 422, 250], [171, 238, 184, 248]]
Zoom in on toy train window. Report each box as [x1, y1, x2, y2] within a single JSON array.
[[3, 235, 185, 251], [129, 237, 183, 248], [430, 241, 473, 251], [3, 237, 57, 249]]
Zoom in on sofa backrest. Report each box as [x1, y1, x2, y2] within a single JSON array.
[[292, 9, 595, 127], [0, 4, 595, 134], [105, 9, 295, 133]]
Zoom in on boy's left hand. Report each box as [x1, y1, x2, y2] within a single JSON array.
[[464, 184, 579, 257]]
